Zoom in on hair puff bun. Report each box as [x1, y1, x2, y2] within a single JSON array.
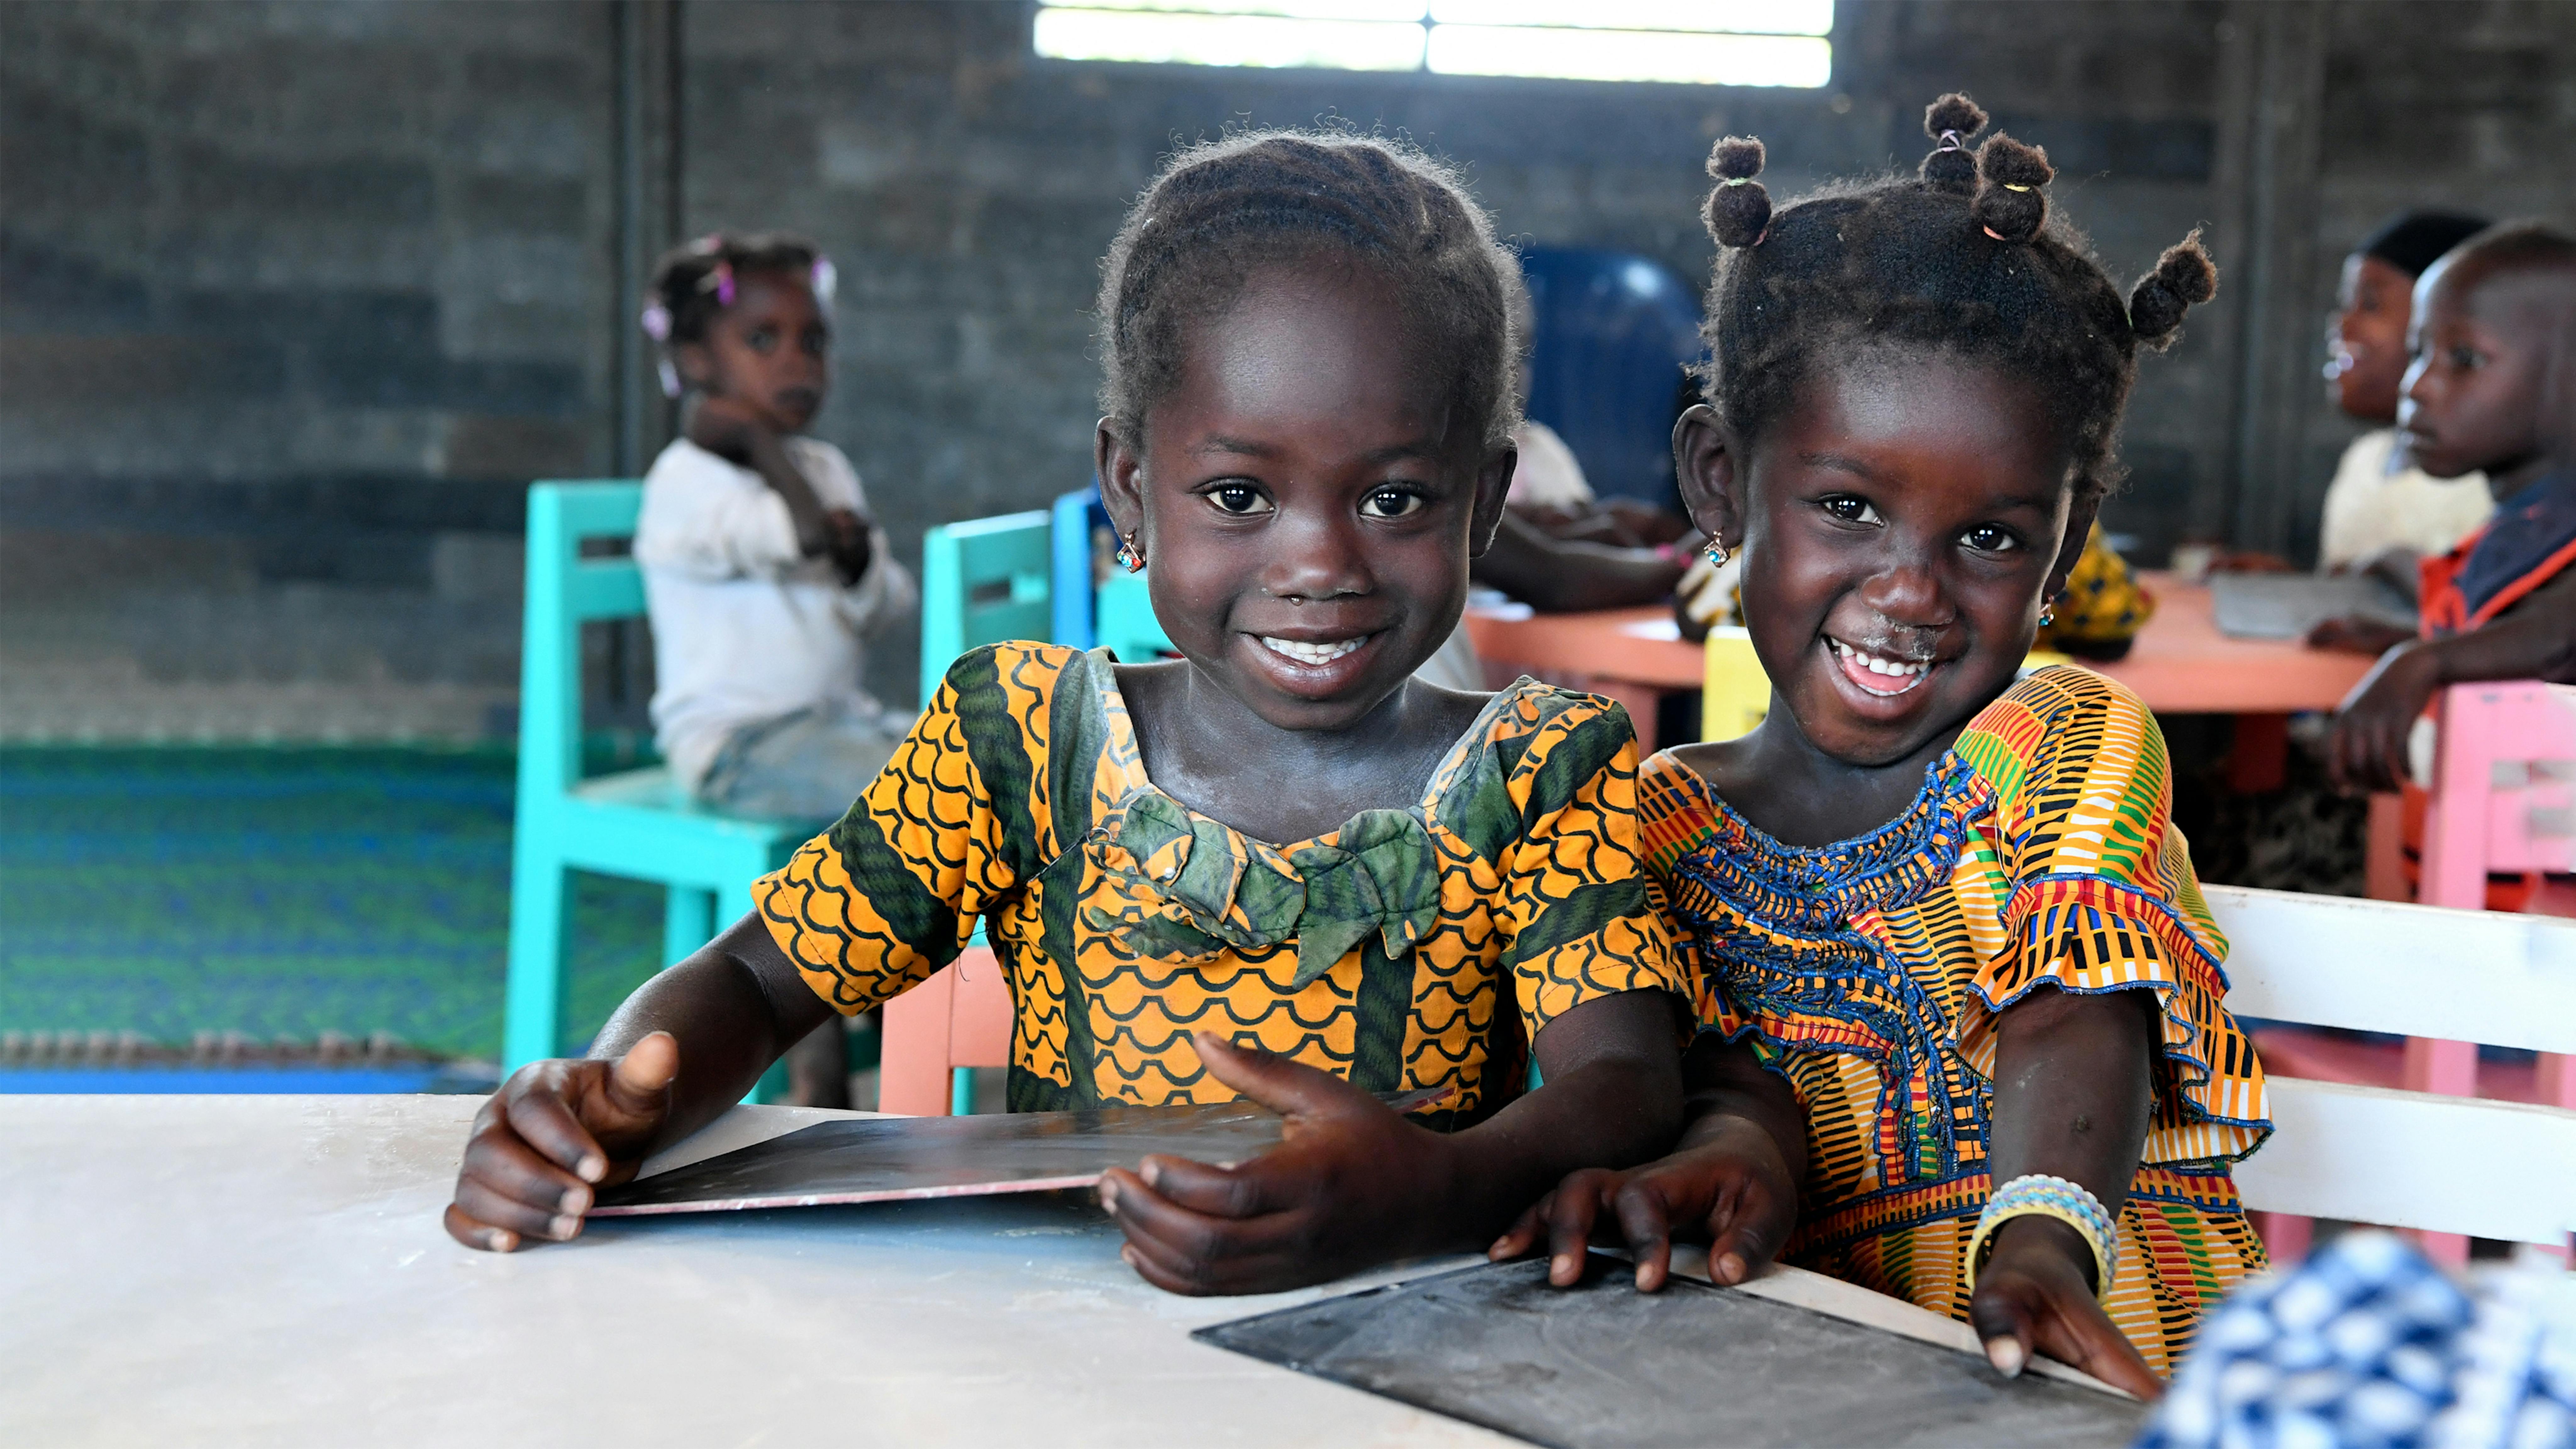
[[2128, 231, 2218, 349], [1703, 136, 1771, 249], [1919, 93, 1987, 192], [1970, 133, 2052, 243]]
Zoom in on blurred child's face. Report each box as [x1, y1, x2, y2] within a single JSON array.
[[1677, 354, 2086, 769], [2328, 254, 2415, 423], [2399, 258, 2549, 484], [685, 270, 830, 433], [1097, 262, 1512, 733]]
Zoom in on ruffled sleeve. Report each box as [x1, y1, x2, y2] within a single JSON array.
[[753, 642, 1063, 1016], [1953, 667, 2271, 1166]]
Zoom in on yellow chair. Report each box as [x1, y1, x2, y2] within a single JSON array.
[[1701, 625, 1769, 743]]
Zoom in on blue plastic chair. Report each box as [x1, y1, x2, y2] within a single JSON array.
[[919, 510, 1054, 707], [1046, 486, 1174, 663], [1518, 248, 1705, 505], [504, 483, 823, 1071]]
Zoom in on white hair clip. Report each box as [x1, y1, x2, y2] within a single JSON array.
[[811, 256, 837, 306], [639, 302, 671, 342]]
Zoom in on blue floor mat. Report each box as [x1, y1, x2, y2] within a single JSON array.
[[0, 746, 668, 1065]]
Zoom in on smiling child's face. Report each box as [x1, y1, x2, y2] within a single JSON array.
[[2398, 257, 2550, 484], [686, 270, 830, 433], [1097, 260, 1512, 733], [1681, 352, 2086, 769], [2328, 254, 2416, 423]]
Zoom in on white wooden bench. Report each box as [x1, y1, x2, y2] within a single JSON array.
[[2208, 884, 2576, 1263]]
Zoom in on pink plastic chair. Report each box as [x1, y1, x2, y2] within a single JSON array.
[[2407, 681, 2576, 1263], [878, 946, 1013, 1116]]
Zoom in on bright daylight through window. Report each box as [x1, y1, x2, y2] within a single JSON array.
[[1031, 1, 1834, 88]]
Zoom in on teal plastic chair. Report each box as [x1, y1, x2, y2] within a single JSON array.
[[504, 482, 824, 1072], [919, 510, 1053, 707], [1042, 486, 1174, 663]]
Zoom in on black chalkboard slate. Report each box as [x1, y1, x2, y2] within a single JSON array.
[[1194, 1255, 2148, 1449], [594, 1090, 1448, 1217]]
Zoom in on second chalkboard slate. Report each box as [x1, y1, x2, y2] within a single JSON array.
[[1194, 1254, 2148, 1449]]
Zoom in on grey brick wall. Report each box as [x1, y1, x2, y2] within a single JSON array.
[[4, 0, 2570, 738]]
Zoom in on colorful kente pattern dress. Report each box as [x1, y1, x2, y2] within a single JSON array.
[[756, 642, 1684, 1123], [1640, 666, 2273, 1374]]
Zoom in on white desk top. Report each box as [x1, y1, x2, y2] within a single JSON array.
[[1, 1096, 2118, 1447]]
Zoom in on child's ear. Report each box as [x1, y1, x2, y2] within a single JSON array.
[[1674, 404, 1746, 549], [1096, 419, 1144, 539], [2043, 491, 2104, 601], [672, 341, 716, 394], [1465, 441, 1517, 558]]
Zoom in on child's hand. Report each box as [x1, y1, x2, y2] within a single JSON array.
[[2328, 641, 2441, 793], [1095, 1033, 1454, 1296], [823, 507, 873, 583], [2303, 614, 2413, 657], [1485, 1114, 1796, 1293], [443, 1031, 680, 1252], [1968, 1215, 2163, 1400]]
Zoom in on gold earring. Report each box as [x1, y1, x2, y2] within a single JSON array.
[[1115, 530, 1145, 573]]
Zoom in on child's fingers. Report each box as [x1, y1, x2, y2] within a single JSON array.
[[497, 1073, 615, 1182], [1488, 1193, 1554, 1261], [601, 1031, 680, 1122], [459, 1119, 595, 1219], [1543, 1176, 1610, 1287], [1966, 1279, 2039, 1380], [1189, 1031, 1376, 1125], [2028, 1294, 2166, 1401], [1607, 1179, 1686, 1292], [443, 1201, 523, 1254], [1129, 1152, 1272, 1219], [453, 1176, 583, 1245], [1703, 1176, 1790, 1287], [1114, 1227, 1298, 1298], [1098, 1167, 1298, 1295]]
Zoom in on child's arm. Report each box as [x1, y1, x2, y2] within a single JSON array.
[[688, 405, 874, 584], [443, 911, 833, 1253], [1972, 984, 2164, 1399], [1096, 989, 1684, 1297], [1486, 1032, 1805, 1292], [2329, 566, 2576, 791]]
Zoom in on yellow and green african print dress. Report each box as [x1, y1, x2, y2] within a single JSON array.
[[1640, 666, 2272, 1374], [757, 642, 1683, 1123]]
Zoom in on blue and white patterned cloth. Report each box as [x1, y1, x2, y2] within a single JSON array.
[[2139, 1232, 2575, 1449]]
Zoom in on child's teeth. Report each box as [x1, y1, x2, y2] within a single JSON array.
[[1261, 636, 1364, 666], [1831, 639, 1929, 681]]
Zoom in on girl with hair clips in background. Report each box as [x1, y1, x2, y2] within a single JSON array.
[[634, 232, 917, 1108], [447, 133, 1691, 1293], [1496, 97, 2273, 1398]]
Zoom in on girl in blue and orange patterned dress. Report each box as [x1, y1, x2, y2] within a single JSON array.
[[1496, 95, 2272, 1398]]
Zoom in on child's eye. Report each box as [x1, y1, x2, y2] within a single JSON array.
[[745, 327, 777, 355], [1960, 524, 2022, 554], [2450, 346, 2482, 369], [1360, 487, 1428, 520], [1819, 495, 1883, 526], [1205, 483, 1272, 517]]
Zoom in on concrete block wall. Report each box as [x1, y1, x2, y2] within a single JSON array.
[[4, 0, 2571, 738]]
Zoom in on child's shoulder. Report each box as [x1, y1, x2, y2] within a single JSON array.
[[1954, 664, 2161, 801], [1423, 679, 1641, 841], [935, 640, 1090, 703]]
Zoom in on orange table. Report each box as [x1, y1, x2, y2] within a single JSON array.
[[1465, 574, 2379, 762]]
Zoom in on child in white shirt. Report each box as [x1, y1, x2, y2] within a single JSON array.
[[633, 233, 915, 822], [631, 232, 915, 1108]]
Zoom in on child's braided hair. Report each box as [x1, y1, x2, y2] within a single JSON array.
[[1698, 93, 2216, 501], [1096, 129, 1524, 451], [645, 231, 830, 346]]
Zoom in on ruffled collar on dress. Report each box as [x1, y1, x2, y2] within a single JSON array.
[[1668, 753, 1993, 936], [1080, 659, 1546, 986]]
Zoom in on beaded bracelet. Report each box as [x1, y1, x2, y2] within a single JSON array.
[[1967, 1173, 2118, 1303]]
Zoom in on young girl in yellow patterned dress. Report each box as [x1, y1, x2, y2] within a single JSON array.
[[445, 132, 1690, 1296], [1496, 97, 2271, 1397]]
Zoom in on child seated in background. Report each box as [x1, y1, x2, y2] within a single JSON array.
[[1496, 97, 2272, 1399], [2302, 210, 2494, 655], [447, 133, 1689, 1296], [635, 233, 916, 1108], [2327, 223, 2576, 796]]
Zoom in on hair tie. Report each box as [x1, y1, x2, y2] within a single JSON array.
[[810, 256, 837, 306], [2003, 183, 2033, 193], [639, 303, 671, 342], [1718, 176, 1757, 188], [699, 259, 737, 307], [1935, 129, 1966, 153]]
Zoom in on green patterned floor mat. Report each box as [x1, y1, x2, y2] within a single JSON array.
[[0, 747, 668, 1063]]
